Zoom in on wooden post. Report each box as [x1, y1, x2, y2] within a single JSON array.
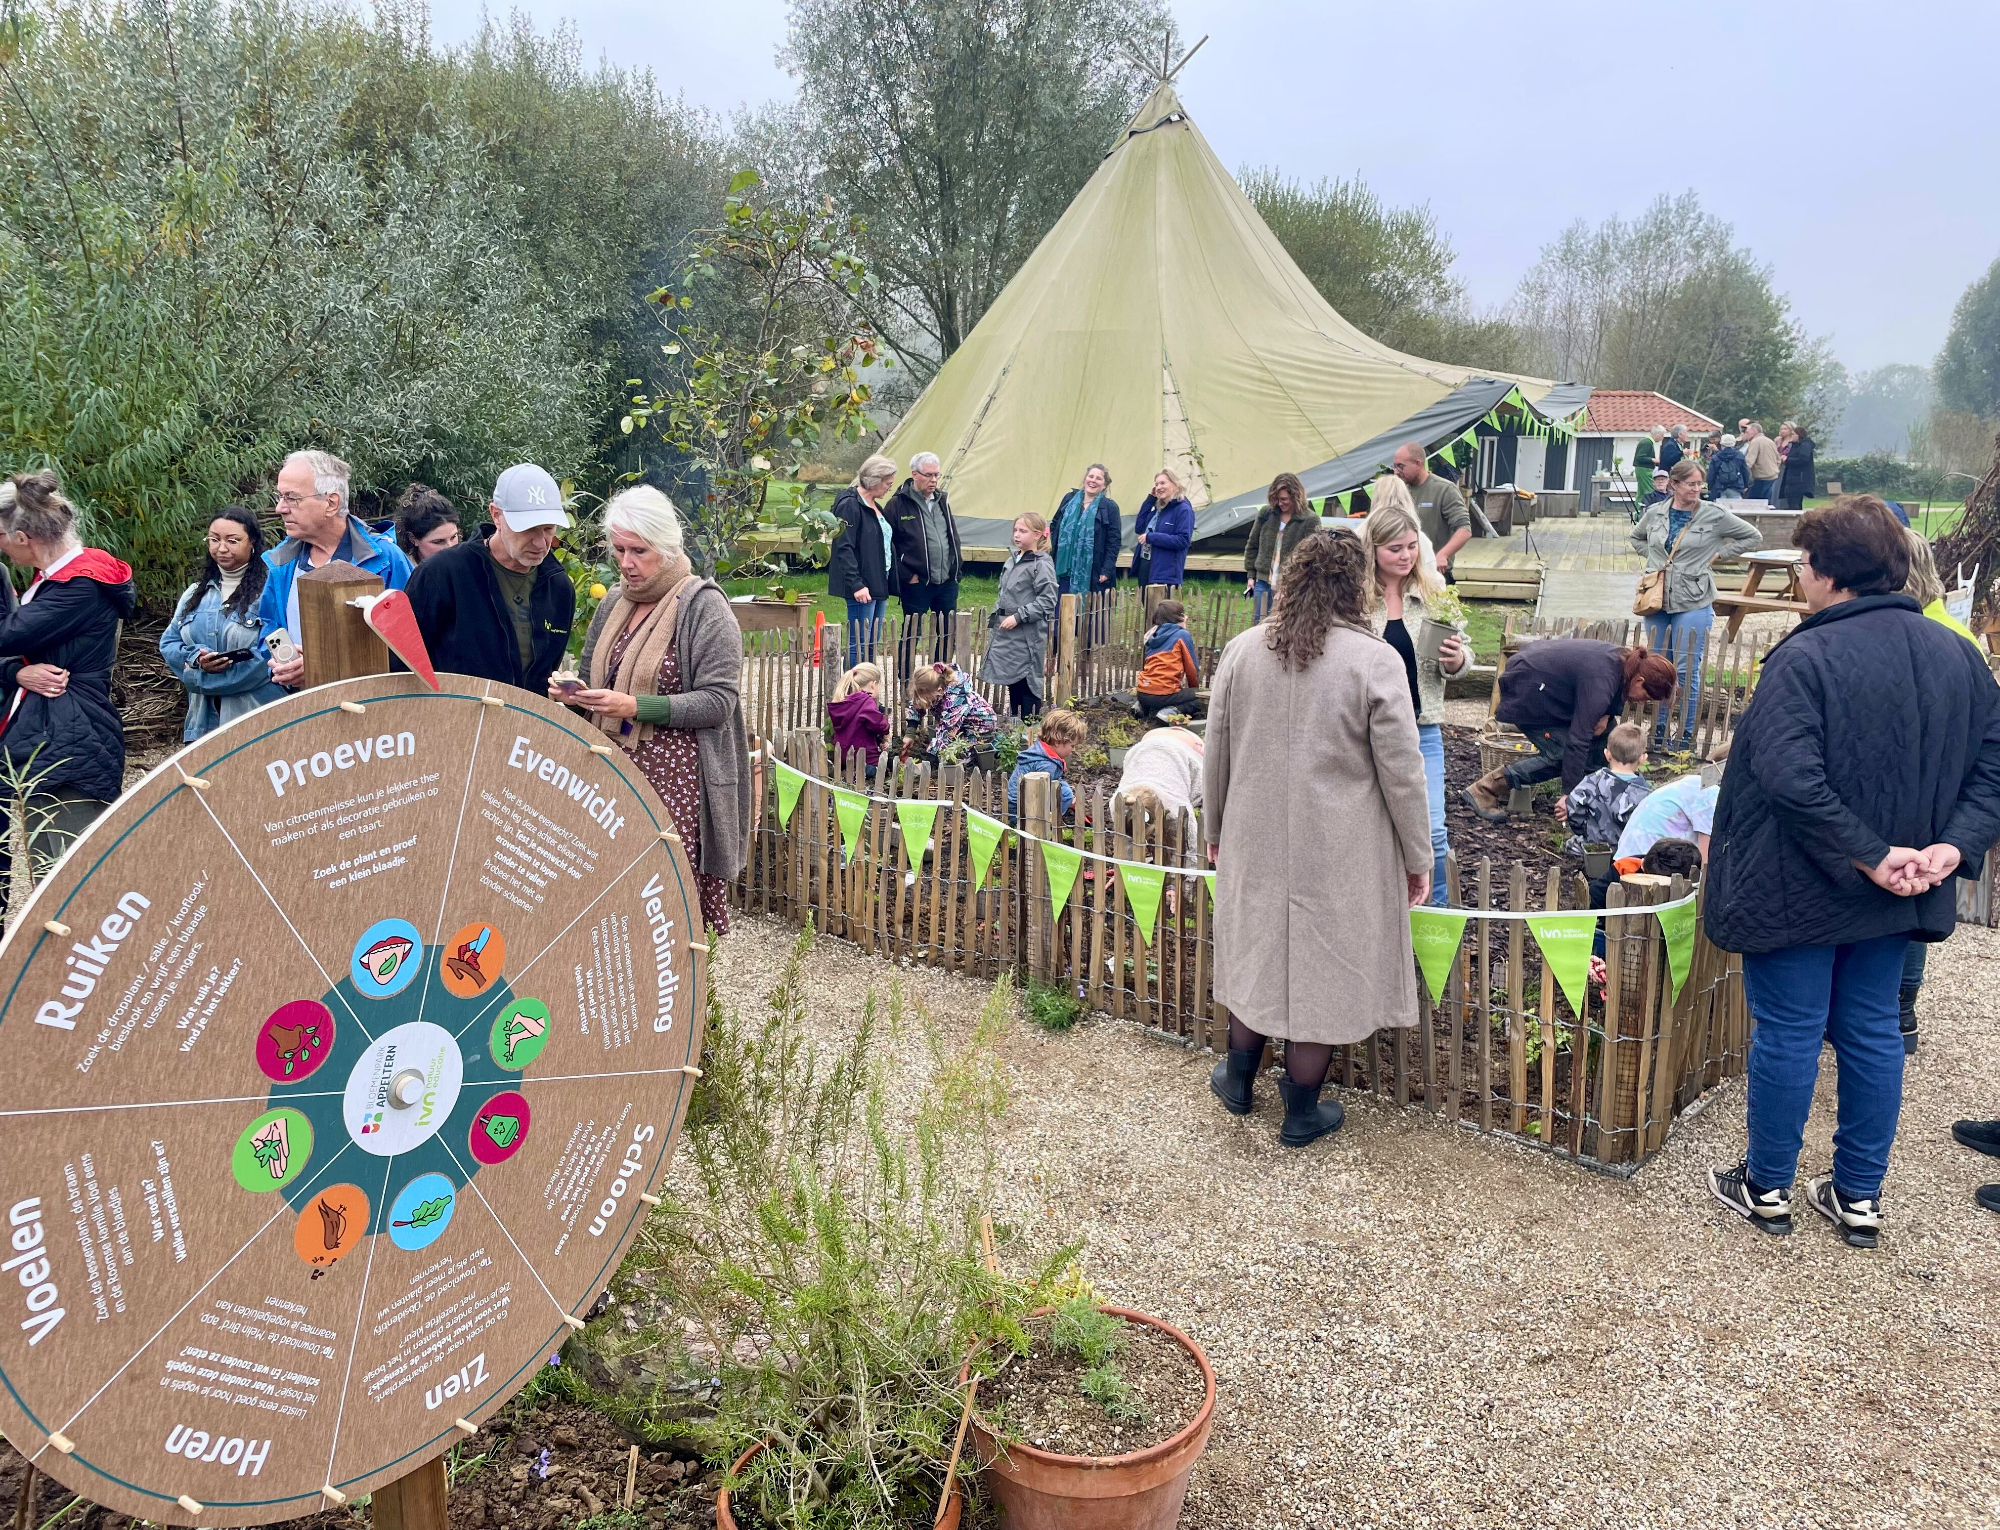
[[296, 562, 450, 1526], [1053, 593, 1081, 705], [1021, 773, 1049, 982], [297, 560, 389, 687], [371, 1455, 449, 1530]]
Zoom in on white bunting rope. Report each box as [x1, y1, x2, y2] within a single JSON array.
[[756, 753, 1700, 921]]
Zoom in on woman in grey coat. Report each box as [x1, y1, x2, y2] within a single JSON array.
[[557, 485, 751, 934], [980, 512, 1060, 717], [1205, 530, 1433, 1147], [1629, 457, 1762, 750]]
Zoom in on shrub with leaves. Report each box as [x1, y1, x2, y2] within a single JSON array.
[[632, 924, 1056, 1528], [1022, 981, 1084, 1034]]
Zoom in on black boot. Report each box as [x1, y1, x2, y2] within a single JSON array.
[[1276, 1077, 1345, 1147], [1209, 1046, 1260, 1116], [1898, 988, 1919, 1056]]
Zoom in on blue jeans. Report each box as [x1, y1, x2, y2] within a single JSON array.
[[1251, 579, 1273, 624], [1743, 934, 1909, 1200], [1643, 606, 1712, 747], [1418, 723, 1449, 905], [844, 597, 887, 668], [1901, 939, 1927, 993]]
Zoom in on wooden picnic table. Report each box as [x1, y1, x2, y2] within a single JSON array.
[[1715, 549, 1808, 639]]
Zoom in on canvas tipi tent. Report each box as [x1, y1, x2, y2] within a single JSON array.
[[883, 80, 1569, 552]]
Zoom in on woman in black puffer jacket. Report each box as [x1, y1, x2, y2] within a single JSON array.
[[1703, 497, 2000, 1249], [0, 472, 138, 867]]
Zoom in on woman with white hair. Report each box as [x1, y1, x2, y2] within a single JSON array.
[[829, 453, 899, 666], [556, 485, 750, 933]]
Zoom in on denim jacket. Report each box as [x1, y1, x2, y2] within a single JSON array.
[[160, 580, 289, 740]]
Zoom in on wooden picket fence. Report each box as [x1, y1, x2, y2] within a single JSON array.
[[734, 727, 1748, 1173]]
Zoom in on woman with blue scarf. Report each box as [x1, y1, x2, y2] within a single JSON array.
[[160, 506, 288, 740], [1050, 464, 1121, 597]]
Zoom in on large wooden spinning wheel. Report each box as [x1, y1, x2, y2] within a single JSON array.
[[0, 674, 704, 1525]]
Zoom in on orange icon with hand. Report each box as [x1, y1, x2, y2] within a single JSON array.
[[440, 921, 507, 998]]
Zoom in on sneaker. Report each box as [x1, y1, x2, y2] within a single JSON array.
[[1707, 1160, 1793, 1235], [1976, 1184, 2000, 1216], [1952, 1119, 2000, 1159], [1898, 988, 1919, 1056], [1806, 1176, 1882, 1249]]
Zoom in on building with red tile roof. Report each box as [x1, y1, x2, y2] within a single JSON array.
[[1583, 390, 1722, 435]]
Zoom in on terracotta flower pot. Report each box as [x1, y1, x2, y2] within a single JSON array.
[[970, 1306, 1216, 1530], [715, 1438, 963, 1530]]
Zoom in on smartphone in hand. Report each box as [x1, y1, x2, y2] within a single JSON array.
[[215, 648, 256, 665], [553, 674, 584, 697], [266, 628, 299, 666]]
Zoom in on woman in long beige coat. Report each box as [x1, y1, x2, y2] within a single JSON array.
[[1204, 530, 1433, 1146]]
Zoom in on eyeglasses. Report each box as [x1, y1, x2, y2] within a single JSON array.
[[276, 491, 326, 509]]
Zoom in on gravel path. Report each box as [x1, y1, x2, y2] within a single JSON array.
[[709, 914, 2000, 1530]]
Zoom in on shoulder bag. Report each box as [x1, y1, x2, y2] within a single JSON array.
[[1631, 513, 1679, 617]]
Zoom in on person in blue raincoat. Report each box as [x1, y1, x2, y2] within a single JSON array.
[[160, 506, 288, 740], [1133, 468, 1195, 587]]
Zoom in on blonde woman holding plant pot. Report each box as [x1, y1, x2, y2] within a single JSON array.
[[1362, 500, 1468, 905]]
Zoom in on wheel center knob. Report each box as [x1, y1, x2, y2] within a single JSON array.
[[389, 1068, 426, 1110]]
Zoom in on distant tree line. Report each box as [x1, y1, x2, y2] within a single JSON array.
[[5, 0, 1995, 610]]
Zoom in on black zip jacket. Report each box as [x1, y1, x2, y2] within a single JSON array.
[[827, 488, 895, 601], [0, 552, 133, 801], [1705, 594, 2000, 954], [400, 527, 574, 694], [883, 479, 964, 587]]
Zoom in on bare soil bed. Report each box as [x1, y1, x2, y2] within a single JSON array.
[[0, 1399, 716, 1530], [982, 1318, 1206, 1459]]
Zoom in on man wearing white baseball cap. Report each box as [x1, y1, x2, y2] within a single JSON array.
[[403, 463, 576, 694]]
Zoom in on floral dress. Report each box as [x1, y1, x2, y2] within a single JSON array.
[[927, 676, 1000, 756], [608, 622, 731, 934]]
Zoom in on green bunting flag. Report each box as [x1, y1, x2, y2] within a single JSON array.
[[773, 760, 807, 828], [894, 799, 938, 859], [965, 810, 1007, 886], [1527, 912, 1598, 1015], [832, 787, 868, 864], [1656, 898, 1699, 1000], [1041, 839, 1082, 915], [1408, 908, 1470, 1005], [1121, 862, 1166, 946], [1461, 427, 1479, 447], [1204, 870, 1215, 905]]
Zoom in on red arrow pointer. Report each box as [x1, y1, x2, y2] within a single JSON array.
[[356, 589, 440, 691]]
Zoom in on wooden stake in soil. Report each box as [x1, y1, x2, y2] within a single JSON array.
[[935, 1216, 1002, 1528], [624, 1444, 640, 1509]]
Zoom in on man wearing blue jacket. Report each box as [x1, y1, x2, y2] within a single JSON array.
[[260, 450, 412, 688]]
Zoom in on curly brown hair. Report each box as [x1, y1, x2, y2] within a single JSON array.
[[1265, 530, 1366, 672], [1267, 471, 1307, 515]]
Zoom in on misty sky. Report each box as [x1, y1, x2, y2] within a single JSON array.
[[428, 0, 1999, 375]]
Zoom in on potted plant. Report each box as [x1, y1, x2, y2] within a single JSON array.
[[969, 1291, 1216, 1530], [1418, 583, 1469, 664], [1102, 715, 1137, 770], [635, 926, 1030, 1530]]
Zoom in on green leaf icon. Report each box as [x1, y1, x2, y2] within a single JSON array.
[[394, 1196, 451, 1229]]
